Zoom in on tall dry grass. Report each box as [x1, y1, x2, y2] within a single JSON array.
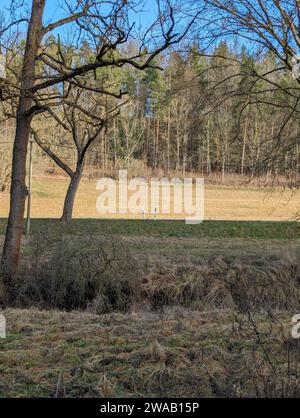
[[5, 231, 300, 317], [142, 254, 300, 313]]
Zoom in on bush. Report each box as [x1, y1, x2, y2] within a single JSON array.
[[16, 230, 141, 313]]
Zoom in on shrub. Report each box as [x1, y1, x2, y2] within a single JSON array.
[[16, 230, 141, 313]]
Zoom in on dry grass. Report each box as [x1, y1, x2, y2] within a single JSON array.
[[0, 307, 298, 398], [0, 231, 299, 397], [1, 175, 300, 220], [141, 253, 300, 312], [11, 230, 300, 314]]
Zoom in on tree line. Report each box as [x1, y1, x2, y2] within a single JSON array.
[[2, 41, 300, 181]]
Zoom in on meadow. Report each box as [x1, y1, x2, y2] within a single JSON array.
[[0, 213, 299, 397], [1, 175, 300, 221], [0, 308, 297, 398], [1, 176, 300, 398], [2, 0, 300, 401]]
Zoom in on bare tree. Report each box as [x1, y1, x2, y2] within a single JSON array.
[[0, 0, 198, 283], [195, 1, 300, 175], [203, 0, 300, 70], [33, 80, 124, 222], [118, 101, 145, 169], [199, 1, 300, 114]]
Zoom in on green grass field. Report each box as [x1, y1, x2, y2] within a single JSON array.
[[1, 219, 299, 260], [0, 218, 299, 239]]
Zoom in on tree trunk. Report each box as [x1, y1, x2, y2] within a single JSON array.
[[61, 166, 84, 223], [1, 0, 45, 282], [167, 106, 171, 173], [241, 117, 248, 175], [206, 119, 211, 174]]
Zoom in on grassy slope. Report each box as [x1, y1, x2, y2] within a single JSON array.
[[1, 219, 299, 261]]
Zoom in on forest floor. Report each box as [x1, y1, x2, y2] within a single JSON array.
[[1, 175, 300, 220]]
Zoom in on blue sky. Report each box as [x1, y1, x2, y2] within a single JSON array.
[[0, 0, 193, 55], [1, 0, 157, 31]]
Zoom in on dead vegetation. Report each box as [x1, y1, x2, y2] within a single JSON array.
[[4, 231, 300, 316], [0, 307, 299, 398], [13, 233, 141, 314], [142, 254, 300, 313]]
